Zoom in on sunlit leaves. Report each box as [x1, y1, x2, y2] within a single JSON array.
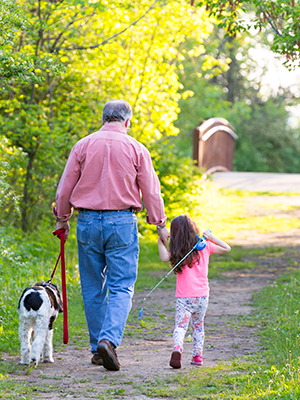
[[0, 0, 226, 229], [194, 0, 300, 68]]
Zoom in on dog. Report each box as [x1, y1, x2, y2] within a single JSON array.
[[18, 282, 63, 366]]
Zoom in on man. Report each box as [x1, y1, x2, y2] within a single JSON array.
[[54, 100, 169, 371]]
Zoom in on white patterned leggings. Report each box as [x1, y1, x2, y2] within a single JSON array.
[[173, 296, 208, 357]]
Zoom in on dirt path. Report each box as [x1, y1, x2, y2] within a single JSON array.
[[9, 266, 284, 399], [10, 273, 273, 400], [7, 195, 300, 399]]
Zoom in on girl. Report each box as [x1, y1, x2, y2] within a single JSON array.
[[158, 214, 231, 369]]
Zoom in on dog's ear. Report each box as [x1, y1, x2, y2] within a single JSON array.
[[57, 290, 63, 313], [45, 286, 63, 312], [53, 287, 63, 313], [58, 300, 63, 313], [51, 285, 63, 313]]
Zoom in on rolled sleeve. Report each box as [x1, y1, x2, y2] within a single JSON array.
[[53, 147, 81, 221]]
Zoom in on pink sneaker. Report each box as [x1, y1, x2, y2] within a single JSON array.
[[170, 346, 182, 369], [191, 355, 203, 366]]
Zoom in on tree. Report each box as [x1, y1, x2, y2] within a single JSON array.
[[233, 96, 300, 172], [0, 0, 222, 231], [174, 25, 300, 173], [0, 0, 61, 87], [195, 0, 300, 68], [0, 0, 30, 86]]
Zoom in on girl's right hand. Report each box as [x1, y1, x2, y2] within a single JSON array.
[[203, 230, 231, 254], [203, 230, 213, 241]]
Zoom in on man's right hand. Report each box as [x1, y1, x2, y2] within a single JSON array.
[[55, 221, 70, 240], [157, 226, 169, 246]]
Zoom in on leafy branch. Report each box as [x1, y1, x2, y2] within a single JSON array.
[[259, 5, 283, 38], [58, 0, 162, 52], [194, 0, 300, 67]]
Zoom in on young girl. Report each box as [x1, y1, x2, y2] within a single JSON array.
[[158, 214, 231, 369]]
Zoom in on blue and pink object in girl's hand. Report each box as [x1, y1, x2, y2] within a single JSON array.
[[195, 229, 211, 251]]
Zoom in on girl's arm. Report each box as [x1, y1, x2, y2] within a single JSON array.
[[158, 237, 171, 262], [203, 230, 231, 254]]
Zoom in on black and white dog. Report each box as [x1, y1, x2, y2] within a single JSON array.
[[18, 282, 63, 366]]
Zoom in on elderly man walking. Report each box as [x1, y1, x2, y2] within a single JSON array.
[[54, 100, 169, 371]]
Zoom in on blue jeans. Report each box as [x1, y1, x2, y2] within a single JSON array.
[[77, 209, 139, 353]]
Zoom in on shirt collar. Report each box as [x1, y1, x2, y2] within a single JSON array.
[[100, 123, 127, 135]]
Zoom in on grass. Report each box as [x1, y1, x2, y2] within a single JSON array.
[[190, 183, 300, 240], [133, 266, 300, 399], [1, 182, 300, 397]]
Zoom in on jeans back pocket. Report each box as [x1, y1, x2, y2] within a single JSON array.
[[77, 220, 91, 245], [111, 220, 136, 248]]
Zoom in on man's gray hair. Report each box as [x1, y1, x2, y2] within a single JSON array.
[[102, 100, 132, 123]]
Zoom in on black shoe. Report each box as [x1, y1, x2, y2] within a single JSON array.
[[97, 339, 120, 371], [91, 354, 103, 365]]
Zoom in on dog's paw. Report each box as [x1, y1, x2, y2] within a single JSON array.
[[20, 349, 31, 365], [30, 357, 39, 367], [20, 360, 30, 365], [20, 353, 30, 365], [42, 357, 54, 363]]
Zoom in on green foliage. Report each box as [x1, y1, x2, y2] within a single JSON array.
[[0, 0, 223, 231], [0, 139, 20, 214], [0, 0, 61, 88], [250, 0, 300, 69], [1, 0, 300, 231], [0, 0, 32, 86], [234, 98, 300, 172], [175, 25, 300, 173], [151, 139, 203, 219], [0, 0, 27, 45], [137, 239, 177, 291], [195, 0, 300, 68], [196, 0, 248, 38]]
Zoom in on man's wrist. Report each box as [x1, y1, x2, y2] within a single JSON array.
[[156, 224, 166, 230], [56, 217, 68, 223]]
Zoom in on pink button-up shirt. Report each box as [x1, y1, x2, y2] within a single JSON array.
[[54, 123, 167, 226]]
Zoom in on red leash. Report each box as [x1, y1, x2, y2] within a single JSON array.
[[52, 229, 68, 344]]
